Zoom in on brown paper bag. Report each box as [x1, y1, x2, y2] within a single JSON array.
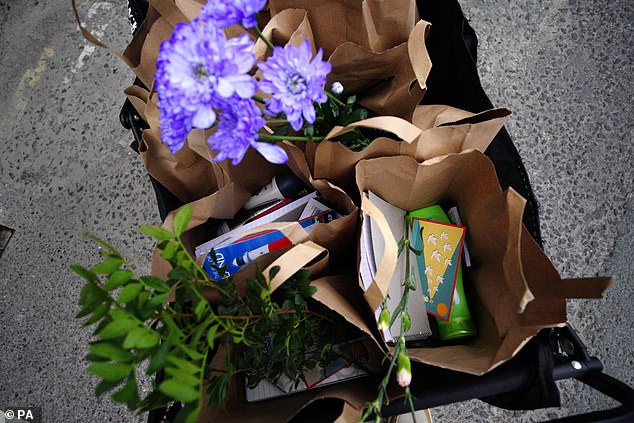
[[356, 150, 612, 375], [269, 0, 418, 57], [268, 0, 431, 119], [136, 127, 221, 203], [306, 106, 510, 198], [151, 141, 359, 283]]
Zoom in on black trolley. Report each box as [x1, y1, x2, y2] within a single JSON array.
[[118, 0, 634, 421]]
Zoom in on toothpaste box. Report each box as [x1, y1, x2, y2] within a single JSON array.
[[203, 210, 338, 280]]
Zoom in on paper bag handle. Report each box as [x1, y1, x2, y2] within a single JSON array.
[[264, 241, 329, 293], [557, 277, 613, 299], [408, 19, 433, 91], [325, 117, 422, 144], [360, 195, 399, 311]]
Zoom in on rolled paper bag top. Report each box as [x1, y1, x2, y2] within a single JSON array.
[[269, 0, 419, 56]]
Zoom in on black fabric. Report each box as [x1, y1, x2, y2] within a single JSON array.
[[417, 0, 543, 246], [479, 336, 561, 410], [127, 0, 148, 34]]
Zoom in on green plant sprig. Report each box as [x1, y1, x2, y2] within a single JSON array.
[[360, 217, 418, 423], [74, 205, 343, 423]]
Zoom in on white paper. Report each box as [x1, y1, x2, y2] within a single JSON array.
[[448, 206, 471, 267], [362, 191, 432, 343], [195, 191, 318, 258], [298, 197, 332, 220]]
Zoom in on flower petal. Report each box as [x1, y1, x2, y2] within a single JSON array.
[[251, 142, 288, 164], [191, 105, 216, 129]]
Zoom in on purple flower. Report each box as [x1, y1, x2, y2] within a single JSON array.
[[258, 40, 331, 131], [208, 97, 288, 165], [200, 0, 267, 29], [155, 19, 257, 153]]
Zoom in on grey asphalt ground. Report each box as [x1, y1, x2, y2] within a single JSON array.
[[0, 0, 631, 422]]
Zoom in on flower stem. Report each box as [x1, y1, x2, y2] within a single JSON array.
[[359, 218, 418, 423], [264, 119, 289, 125], [254, 26, 275, 50], [259, 134, 324, 142], [253, 95, 266, 104], [326, 91, 346, 108]]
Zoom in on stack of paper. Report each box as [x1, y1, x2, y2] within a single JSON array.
[[360, 191, 432, 343]]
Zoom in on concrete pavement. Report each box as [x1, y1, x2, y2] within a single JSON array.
[[0, 0, 631, 421]]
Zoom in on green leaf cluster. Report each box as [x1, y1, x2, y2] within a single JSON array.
[[74, 205, 346, 422]]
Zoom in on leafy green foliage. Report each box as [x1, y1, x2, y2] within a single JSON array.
[[304, 94, 373, 151], [74, 205, 345, 421]]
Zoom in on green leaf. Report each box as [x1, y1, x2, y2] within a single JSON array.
[[159, 379, 199, 403], [180, 346, 204, 361], [389, 300, 405, 328], [207, 374, 230, 410], [77, 282, 107, 317], [165, 366, 199, 387], [140, 276, 170, 292], [140, 225, 175, 241], [138, 390, 172, 412], [268, 266, 280, 281], [161, 241, 179, 261], [303, 124, 314, 138], [144, 293, 168, 310], [87, 362, 131, 382], [104, 270, 134, 291], [193, 299, 207, 319], [91, 257, 124, 275], [71, 264, 97, 282], [89, 342, 134, 362], [97, 317, 138, 340], [117, 283, 143, 303], [83, 233, 121, 256], [147, 343, 169, 375], [95, 379, 122, 397], [83, 303, 111, 326], [85, 352, 109, 362], [166, 356, 200, 375], [175, 404, 200, 423], [76, 305, 94, 319], [173, 205, 192, 236], [112, 374, 140, 410], [207, 324, 220, 350], [161, 311, 183, 338], [123, 327, 160, 350]]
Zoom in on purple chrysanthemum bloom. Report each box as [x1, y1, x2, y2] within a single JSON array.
[[208, 97, 288, 165], [155, 19, 257, 153], [258, 40, 331, 131], [199, 0, 267, 29]]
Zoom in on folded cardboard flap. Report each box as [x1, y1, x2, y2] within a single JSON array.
[[138, 128, 220, 203], [307, 106, 510, 199], [253, 9, 315, 60], [355, 150, 610, 375], [269, 0, 418, 57]]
